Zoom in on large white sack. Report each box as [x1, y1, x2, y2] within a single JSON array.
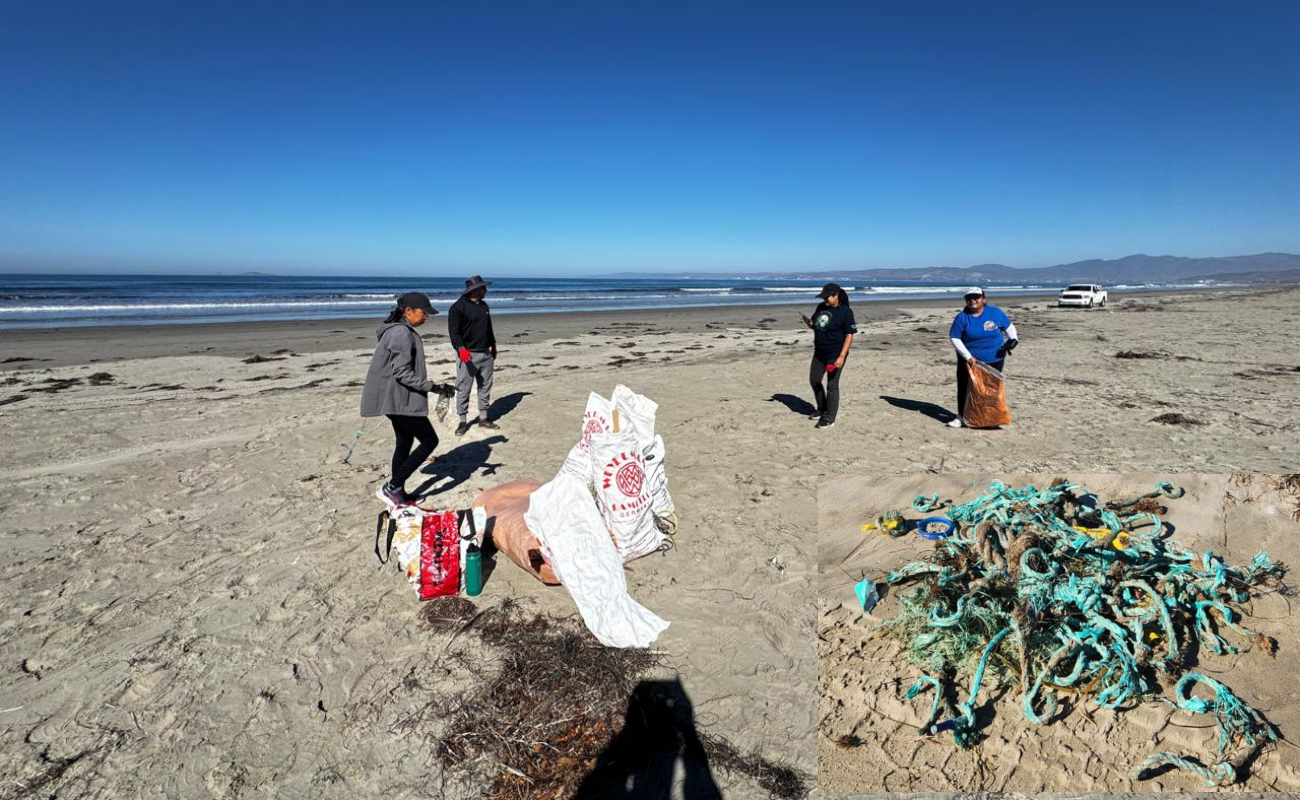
[[589, 430, 666, 561], [524, 473, 669, 648], [558, 391, 615, 479]]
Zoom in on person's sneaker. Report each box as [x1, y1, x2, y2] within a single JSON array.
[[815, 419, 835, 429], [455, 420, 471, 436], [377, 483, 407, 506], [477, 418, 500, 430], [947, 416, 965, 428]]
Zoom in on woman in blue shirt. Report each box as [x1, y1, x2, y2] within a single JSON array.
[[948, 287, 1018, 427]]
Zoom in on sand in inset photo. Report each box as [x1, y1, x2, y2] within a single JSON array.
[[818, 474, 1300, 793]]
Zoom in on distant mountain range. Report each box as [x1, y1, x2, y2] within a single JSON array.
[[604, 252, 1300, 284]]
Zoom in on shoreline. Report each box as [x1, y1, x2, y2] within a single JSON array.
[[0, 286, 1256, 369]]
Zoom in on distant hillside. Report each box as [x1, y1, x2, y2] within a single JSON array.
[[604, 252, 1300, 283]]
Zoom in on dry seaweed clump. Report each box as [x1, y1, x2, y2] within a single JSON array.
[[1226, 474, 1300, 523], [1269, 474, 1300, 521], [874, 479, 1289, 787], [419, 598, 809, 800]]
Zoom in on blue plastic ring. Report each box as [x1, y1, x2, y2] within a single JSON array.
[[916, 516, 955, 539]]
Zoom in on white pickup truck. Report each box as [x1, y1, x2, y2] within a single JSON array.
[[1057, 284, 1108, 308]]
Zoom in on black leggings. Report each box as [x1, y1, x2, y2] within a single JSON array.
[[809, 356, 845, 423], [956, 358, 1004, 417], [388, 414, 438, 488]]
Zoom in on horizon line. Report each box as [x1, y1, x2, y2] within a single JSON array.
[[2, 249, 1298, 279]]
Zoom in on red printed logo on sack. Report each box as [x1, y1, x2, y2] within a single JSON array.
[[601, 451, 649, 517], [615, 461, 645, 497], [580, 412, 611, 450]]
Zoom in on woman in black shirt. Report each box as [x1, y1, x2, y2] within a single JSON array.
[[802, 283, 857, 429]]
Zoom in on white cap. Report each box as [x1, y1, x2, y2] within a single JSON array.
[[963, 286, 985, 297]]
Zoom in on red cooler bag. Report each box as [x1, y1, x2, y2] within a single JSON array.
[[418, 511, 461, 600]]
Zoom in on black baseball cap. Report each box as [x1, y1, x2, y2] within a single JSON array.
[[817, 282, 842, 299], [397, 291, 437, 314]]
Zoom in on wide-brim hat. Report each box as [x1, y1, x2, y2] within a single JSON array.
[[462, 275, 493, 295]]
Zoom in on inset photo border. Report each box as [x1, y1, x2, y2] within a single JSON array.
[[818, 474, 1299, 793]]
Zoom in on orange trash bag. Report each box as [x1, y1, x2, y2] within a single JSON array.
[[471, 478, 560, 585], [964, 361, 1012, 428]]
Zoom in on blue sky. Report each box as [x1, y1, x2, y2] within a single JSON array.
[[1, 1, 1297, 276]]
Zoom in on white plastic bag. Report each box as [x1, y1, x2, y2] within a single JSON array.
[[524, 473, 669, 648], [390, 506, 424, 586]]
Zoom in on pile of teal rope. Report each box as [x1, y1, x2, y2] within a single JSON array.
[[877, 480, 1286, 786]]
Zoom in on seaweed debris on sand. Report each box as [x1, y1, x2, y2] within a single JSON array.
[[416, 598, 809, 800]]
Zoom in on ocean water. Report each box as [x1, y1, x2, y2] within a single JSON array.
[[0, 273, 1192, 330]]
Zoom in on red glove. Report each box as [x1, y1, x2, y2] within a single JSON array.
[[458, 348, 471, 362], [826, 364, 838, 373]]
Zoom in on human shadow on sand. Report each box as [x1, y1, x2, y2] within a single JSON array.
[[487, 390, 532, 421], [411, 435, 507, 499], [880, 395, 956, 423], [573, 678, 722, 799], [767, 393, 817, 417]]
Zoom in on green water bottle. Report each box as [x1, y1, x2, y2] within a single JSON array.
[[464, 544, 483, 596]]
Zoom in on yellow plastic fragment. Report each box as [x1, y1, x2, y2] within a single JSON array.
[[1074, 526, 1130, 550], [862, 515, 904, 534]]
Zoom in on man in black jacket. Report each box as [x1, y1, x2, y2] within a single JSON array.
[[448, 275, 499, 435]]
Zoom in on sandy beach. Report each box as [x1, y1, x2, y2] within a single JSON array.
[[818, 473, 1300, 794], [1, 285, 1298, 797]]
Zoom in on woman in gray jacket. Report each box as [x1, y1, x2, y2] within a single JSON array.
[[360, 292, 454, 505]]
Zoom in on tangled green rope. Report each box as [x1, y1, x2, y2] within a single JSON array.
[[1136, 674, 1278, 786], [874, 480, 1286, 785], [912, 493, 946, 512]]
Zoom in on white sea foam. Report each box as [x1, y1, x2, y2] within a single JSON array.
[[509, 293, 680, 301], [338, 293, 517, 302], [0, 299, 411, 313], [856, 286, 963, 294]]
